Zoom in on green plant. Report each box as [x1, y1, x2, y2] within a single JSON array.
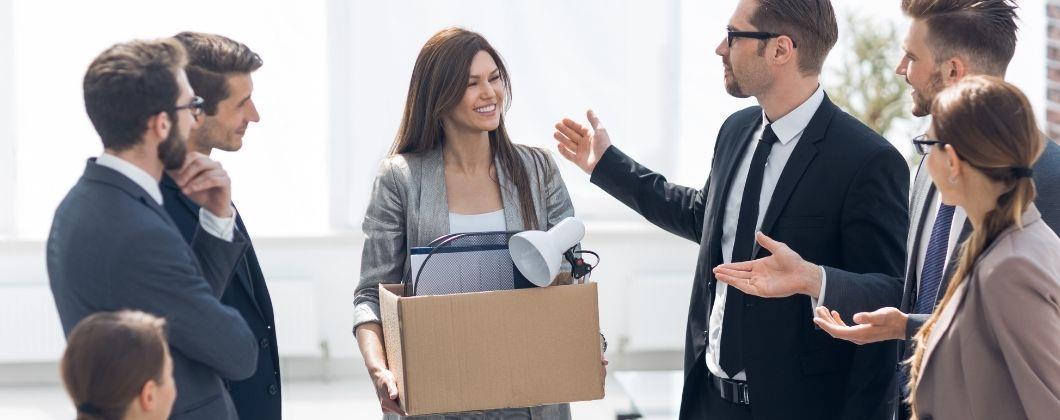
[[828, 13, 912, 139]]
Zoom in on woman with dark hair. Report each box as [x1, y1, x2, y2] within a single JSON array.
[[352, 27, 577, 419], [898, 76, 1060, 419], [60, 310, 175, 420]]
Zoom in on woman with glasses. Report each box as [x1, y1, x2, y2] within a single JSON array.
[[900, 76, 1060, 419], [352, 27, 583, 419]]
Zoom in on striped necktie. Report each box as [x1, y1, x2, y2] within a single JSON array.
[[915, 203, 955, 314]]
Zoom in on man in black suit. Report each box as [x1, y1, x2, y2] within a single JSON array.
[[712, 1, 1060, 419], [554, 1, 908, 419], [162, 32, 281, 420], [48, 38, 258, 419]]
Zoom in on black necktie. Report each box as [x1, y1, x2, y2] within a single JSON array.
[[719, 124, 778, 377]]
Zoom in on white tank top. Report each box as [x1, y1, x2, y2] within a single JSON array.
[[448, 209, 506, 233]]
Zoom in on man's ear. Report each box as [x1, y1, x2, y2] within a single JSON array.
[[943, 56, 968, 85], [138, 379, 158, 412], [772, 36, 796, 66], [147, 111, 171, 140]]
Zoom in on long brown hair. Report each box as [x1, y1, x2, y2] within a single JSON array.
[[906, 75, 1043, 416], [61, 310, 169, 420], [390, 27, 545, 229]]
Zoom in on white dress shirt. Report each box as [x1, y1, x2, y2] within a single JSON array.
[[707, 85, 826, 380], [96, 153, 236, 241], [914, 190, 967, 299]]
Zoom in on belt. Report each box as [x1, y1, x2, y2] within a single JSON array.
[[711, 374, 751, 405]]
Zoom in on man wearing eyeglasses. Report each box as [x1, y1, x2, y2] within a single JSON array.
[[711, 1, 1060, 419], [48, 38, 258, 420], [554, 0, 908, 419], [160, 32, 281, 420]]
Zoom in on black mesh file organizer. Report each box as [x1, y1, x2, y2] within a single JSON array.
[[408, 231, 534, 297]]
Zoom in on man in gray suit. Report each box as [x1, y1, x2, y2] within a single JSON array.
[[48, 38, 258, 420], [711, 0, 1060, 418]]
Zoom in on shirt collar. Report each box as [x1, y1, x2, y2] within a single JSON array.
[[95, 152, 164, 205], [760, 84, 825, 145]]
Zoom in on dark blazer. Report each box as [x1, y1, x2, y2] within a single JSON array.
[[162, 173, 282, 420], [48, 159, 258, 420], [590, 95, 909, 420], [824, 139, 1060, 420]]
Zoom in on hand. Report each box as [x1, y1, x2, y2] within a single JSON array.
[[554, 109, 613, 175], [368, 367, 406, 415], [712, 232, 822, 298], [169, 152, 233, 217], [812, 306, 908, 345]]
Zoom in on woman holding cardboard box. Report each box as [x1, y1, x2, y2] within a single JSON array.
[[353, 27, 578, 419]]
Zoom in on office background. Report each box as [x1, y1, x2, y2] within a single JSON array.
[[0, 0, 1049, 418]]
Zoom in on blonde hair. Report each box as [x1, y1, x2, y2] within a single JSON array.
[[906, 75, 1043, 417]]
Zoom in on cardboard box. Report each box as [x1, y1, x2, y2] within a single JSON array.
[[379, 282, 605, 416]]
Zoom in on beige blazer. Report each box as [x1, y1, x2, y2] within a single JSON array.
[[353, 144, 575, 420], [914, 205, 1060, 420]]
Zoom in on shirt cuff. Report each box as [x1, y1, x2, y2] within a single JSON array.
[[199, 206, 237, 242], [810, 266, 827, 308]]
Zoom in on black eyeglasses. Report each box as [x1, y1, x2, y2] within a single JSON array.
[[727, 30, 797, 49], [912, 134, 944, 155], [174, 96, 205, 117]]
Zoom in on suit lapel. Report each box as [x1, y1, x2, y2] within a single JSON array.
[[937, 219, 973, 302], [709, 113, 762, 245], [903, 168, 936, 312], [494, 153, 525, 231], [161, 174, 265, 321], [418, 149, 451, 244], [234, 213, 266, 320], [702, 112, 762, 309], [756, 96, 837, 239], [915, 277, 967, 387], [756, 143, 817, 237]]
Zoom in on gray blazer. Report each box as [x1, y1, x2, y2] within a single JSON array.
[[913, 205, 1060, 420], [354, 145, 575, 420], [48, 160, 259, 420]]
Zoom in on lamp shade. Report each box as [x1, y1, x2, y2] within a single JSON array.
[[508, 217, 586, 287]]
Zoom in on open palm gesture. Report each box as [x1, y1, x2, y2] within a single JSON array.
[[554, 109, 613, 175]]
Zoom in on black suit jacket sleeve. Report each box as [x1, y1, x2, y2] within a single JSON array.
[[190, 224, 249, 298], [906, 314, 929, 339], [820, 145, 909, 319], [590, 146, 707, 243], [114, 225, 259, 380]]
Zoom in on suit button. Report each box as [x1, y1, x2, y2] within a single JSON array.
[[260, 337, 269, 349], [268, 384, 278, 396]]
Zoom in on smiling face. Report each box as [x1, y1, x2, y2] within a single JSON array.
[[715, 0, 773, 98], [443, 50, 505, 134], [189, 73, 259, 153], [896, 19, 948, 117]]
